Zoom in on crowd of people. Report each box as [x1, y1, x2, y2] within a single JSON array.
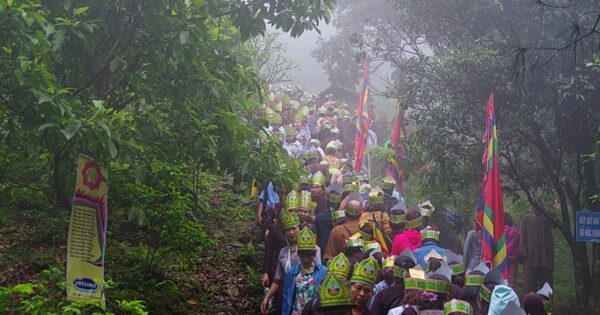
[[255, 87, 554, 315]]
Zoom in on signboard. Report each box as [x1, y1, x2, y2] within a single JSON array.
[[66, 155, 108, 304], [575, 211, 600, 243]]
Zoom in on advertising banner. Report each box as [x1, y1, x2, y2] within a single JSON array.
[[66, 155, 108, 304]]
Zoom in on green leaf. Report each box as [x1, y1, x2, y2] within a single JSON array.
[[73, 6, 89, 16], [92, 100, 104, 109], [179, 31, 190, 45], [38, 122, 59, 132], [38, 94, 54, 104], [6, 0, 13, 7], [60, 122, 82, 141], [98, 122, 111, 138], [12, 283, 34, 294], [106, 138, 117, 158]]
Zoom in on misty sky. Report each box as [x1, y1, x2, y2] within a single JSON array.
[[275, 23, 336, 91]]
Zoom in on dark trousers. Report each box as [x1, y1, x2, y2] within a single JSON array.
[[507, 257, 519, 288], [523, 266, 553, 294]]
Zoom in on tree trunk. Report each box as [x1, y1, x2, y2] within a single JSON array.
[[51, 147, 70, 209], [570, 242, 591, 310]]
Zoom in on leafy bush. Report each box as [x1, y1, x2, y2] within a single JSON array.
[[0, 266, 149, 314]]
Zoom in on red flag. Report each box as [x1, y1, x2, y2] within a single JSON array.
[[354, 59, 370, 172], [480, 93, 508, 278]]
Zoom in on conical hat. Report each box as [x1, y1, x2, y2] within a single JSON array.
[[536, 282, 553, 297], [299, 190, 312, 209], [318, 275, 352, 308], [279, 209, 300, 229], [312, 171, 325, 186], [297, 227, 317, 251], [284, 191, 299, 210], [350, 257, 379, 287], [327, 253, 350, 278]]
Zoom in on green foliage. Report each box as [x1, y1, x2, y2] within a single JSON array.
[[0, 0, 331, 312], [235, 242, 257, 267], [0, 265, 149, 314]]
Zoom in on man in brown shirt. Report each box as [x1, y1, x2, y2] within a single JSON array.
[[520, 208, 554, 294], [324, 199, 362, 261]]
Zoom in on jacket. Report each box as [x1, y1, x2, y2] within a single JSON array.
[[282, 264, 328, 315], [391, 229, 422, 255]]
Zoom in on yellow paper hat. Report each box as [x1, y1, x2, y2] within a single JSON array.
[[274, 101, 283, 112], [383, 256, 395, 269], [350, 257, 379, 287], [312, 171, 326, 186], [318, 275, 352, 308], [297, 227, 317, 251], [299, 190, 312, 209], [279, 209, 300, 229], [294, 111, 304, 122], [284, 191, 299, 210], [345, 237, 364, 248], [302, 106, 310, 116], [327, 253, 350, 278]]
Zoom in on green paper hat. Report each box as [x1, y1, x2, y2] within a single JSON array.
[[291, 100, 300, 110], [294, 111, 304, 122], [421, 207, 434, 217], [279, 209, 300, 229], [284, 191, 299, 210], [284, 125, 295, 136], [479, 285, 492, 302], [451, 263, 466, 275], [297, 227, 317, 251], [444, 299, 473, 315], [406, 216, 423, 229], [343, 184, 358, 192], [423, 278, 451, 295], [327, 253, 351, 278], [404, 278, 427, 290], [422, 229, 440, 241], [318, 275, 352, 308], [312, 171, 326, 186], [332, 210, 346, 221], [274, 101, 283, 112], [390, 213, 406, 224], [350, 257, 379, 287], [302, 106, 310, 116], [383, 256, 395, 269], [344, 203, 361, 216], [362, 241, 381, 253], [346, 237, 364, 249], [419, 200, 435, 217], [299, 190, 312, 209], [382, 181, 395, 190], [368, 194, 384, 205], [271, 113, 282, 124], [329, 194, 342, 203], [342, 176, 353, 185], [464, 274, 484, 286]]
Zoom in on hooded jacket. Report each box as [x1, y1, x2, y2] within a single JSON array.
[[391, 229, 422, 255]]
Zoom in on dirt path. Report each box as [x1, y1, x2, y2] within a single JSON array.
[[189, 201, 263, 314]]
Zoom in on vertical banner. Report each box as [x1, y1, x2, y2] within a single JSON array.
[[67, 155, 108, 304]]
